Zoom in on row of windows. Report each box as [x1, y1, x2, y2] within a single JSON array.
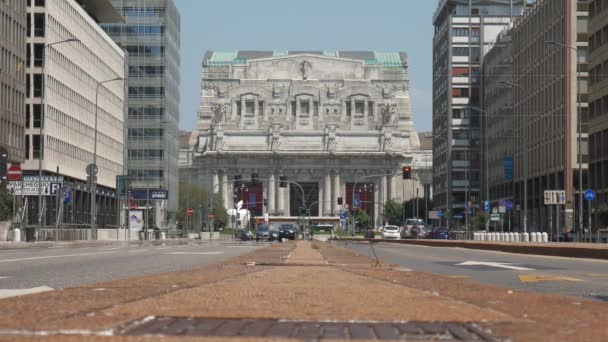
[[128, 86, 164, 98], [128, 65, 164, 77], [589, 23, 608, 53], [26, 0, 45, 6], [589, 0, 608, 19], [128, 128, 164, 139], [119, 7, 165, 18], [127, 169, 164, 178], [128, 106, 164, 120], [589, 59, 608, 86], [102, 24, 164, 36], [589, 95, 608, 121], [0, 117, 24, 158], [125, 45, 164, 57], [128, 149, 164, 160]]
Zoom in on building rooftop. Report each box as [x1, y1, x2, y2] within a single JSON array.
[[204, 51, 408, 67], [76, 0, 123, 23]]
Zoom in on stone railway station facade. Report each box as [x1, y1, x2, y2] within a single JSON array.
[[188, 50, 423, 225]]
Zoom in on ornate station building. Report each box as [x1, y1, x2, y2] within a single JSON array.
[[189, 51, 423, 225]]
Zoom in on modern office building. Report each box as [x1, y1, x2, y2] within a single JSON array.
[[432, 0, 527, 227], [101, 0, 181, 227], [21, 0, 125, 229], [511, 0, 588, 233], [0, 0, 26, 164], [589, 0, 608, 212], [190, 50, 422, 226], [482, 29, 516, 227]]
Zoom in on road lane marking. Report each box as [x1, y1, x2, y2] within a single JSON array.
[[457, 261, 535, 271], [164, 252, 224, 255], [0, 276, 8, 279], [447, 275, 470, 278], [0, 286, 54, 299], [127, 250, 147, 253], [585, 274, 608, 277], [0, 251, 115, 263], [519, 275, 582, 283]]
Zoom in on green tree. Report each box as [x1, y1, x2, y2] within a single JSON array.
[[384, 199, 402, 226], [177, 182, 207, 232], [212, 192, 228, 228], [470, 212, 487, 231], [0, 187, 13, 221], [355, 209, 371, 230]]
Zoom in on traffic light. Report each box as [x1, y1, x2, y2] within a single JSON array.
[[337, 197, 343, 205], [251, 173, 259, 184], [234, 175, 242, 187], [279, 176, 287, 188], [0, 147, 7, 180], [402, 166, 412, 179]]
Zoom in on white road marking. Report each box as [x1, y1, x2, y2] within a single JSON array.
[[0, 286, 54, 299], [0, 251, 116, 263], [98, 247, 121, 251], [164, 252, 224, 255], [127, 249, 147, 253], [0, 276, 8, 279], [457, 261, 535, 271]]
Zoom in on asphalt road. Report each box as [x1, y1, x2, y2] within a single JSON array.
[[0, 240, 266, 296], [342, 241, 608, 301]]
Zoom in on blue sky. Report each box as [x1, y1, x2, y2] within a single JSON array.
[[175, 0, 436, 132]]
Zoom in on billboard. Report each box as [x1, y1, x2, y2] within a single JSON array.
[[503, 157, 513, 180], [130, 189, 169, 200], [129, 210, 143, 230]]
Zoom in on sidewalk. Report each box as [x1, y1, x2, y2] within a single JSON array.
[[0, 241, 606, 341]]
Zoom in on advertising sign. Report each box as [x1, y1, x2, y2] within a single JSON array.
[[504, 157, 513, 180], [7, 176, 64, 196], [130, 189, 169, 200], [129, 210, 143, 230]]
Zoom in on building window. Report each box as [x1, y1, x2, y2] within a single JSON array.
[[245, 101, 254, 114], [452, 67, 469, 76], [25, 135, 30, 159], [26, 106, 31, 128], [452, 47, 468, 56], [32, 135, 41, 159], [452, 88, 469, 97], [355, 102, 365, 114], [346, 101, 351, 116], [33, 74, 43, 98], [34, 13, 45, 37], [300, 101, 309, 114], [368, 102, 374, 117], [33, 104, 41, 128], [34, 44, 44, 66]]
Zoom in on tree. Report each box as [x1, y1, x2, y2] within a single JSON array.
[[470, 212, 487, 231], [177, 182, 207, 232], [384, 199, 402, 226], [355, 209, 371, 230], [212, 192, 228, 228], [0, 187, 12, 222]]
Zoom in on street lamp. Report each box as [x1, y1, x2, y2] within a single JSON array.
[[90, 77, 124, 240], [499, 81, 528, 234], [546, 40, 583, 239], [38, 38, 80, 239]]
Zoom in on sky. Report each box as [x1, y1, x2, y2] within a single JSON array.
[[175, 0, 437, 132]]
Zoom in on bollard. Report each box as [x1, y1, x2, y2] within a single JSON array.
[[522, 232, 529, 242], [504, 232, 511, 242], [160, 232, 166, 240], [541, 232, 548, 243], [514, 232, 520, 242], [499, 232, 505, 241], [12, 228, 21, 242], [509, 232, 515, 242], [530, 232, 537, 242], [481, 232, 487, 241], [488, 232, 494, 241]]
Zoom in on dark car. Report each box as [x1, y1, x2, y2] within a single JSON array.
[[235, 229, 254, 241], [256, 225, 271, 241], [278, 225, 296, 241], [432, 227, 450, 240], [269, 229, 280, 241]]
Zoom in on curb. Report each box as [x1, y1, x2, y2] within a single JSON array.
[[337, 238, 608, 260]]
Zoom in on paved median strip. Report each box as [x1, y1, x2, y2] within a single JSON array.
[[0, 286, 54, 300], [518, 275, 582, 283], [163, 252, 224, 255]]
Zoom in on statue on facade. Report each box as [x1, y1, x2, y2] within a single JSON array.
[[272, 84, 285, 98], [211, 102, 229, 126], [380, 102, 398, 127], [324, 124, 337, 152]]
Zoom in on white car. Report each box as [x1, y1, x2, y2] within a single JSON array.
[[381, 225, 401, 239], [401, 218, 427, 238]]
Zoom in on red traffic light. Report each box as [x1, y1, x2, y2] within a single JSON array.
[[402, 166, 412, 179]]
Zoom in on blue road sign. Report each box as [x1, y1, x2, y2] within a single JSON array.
[[506, 200, 514, 210], [340, 212, 347, 219], [353, 198, 361, 208], [484, 201, 490, 213], [453, 214, 464, 220], [63, 189, 72, 204], [437, 210, 444, 218], [467, 209, 473, 216], [585, 189, 596, 201]]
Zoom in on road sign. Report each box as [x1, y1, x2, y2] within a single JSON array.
[[340, 212, 347, 219], [499, 206, 506, 214], [437, 210, 444, 218], [490, 213, 500, 222], [86, 164, 98, 176], [208, 214, 214, 219], [7, 175, 64, 196], [353, 198, 361, 208], [7, 165, 22, 181], [187, 208, 193, 216], [506, 201, 514, 210], [467, 201, 472, 209], [63, 188, 72, 204], [130, 189, 169, 200], [428, 211, 440, 219], [585, 189, 596, 201], [492, 207, 498, 214], [484, 201, 490, 213], [467, 209, 472, 216], [453, 214, 464, 219], [544, 190, 566, 205]]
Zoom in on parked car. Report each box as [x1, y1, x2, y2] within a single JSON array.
[[236, 229, 254, 241], [401, 218, 427, 238], [278, 225, 296, 241], [381, 225, 401, 239], [269, 229, 280, 241], [256, 225, 271, 241], [431, 227, 450, 240]]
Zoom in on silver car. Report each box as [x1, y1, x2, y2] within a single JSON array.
[[401, 218, 427, 238], [381, 225, 401, 239]]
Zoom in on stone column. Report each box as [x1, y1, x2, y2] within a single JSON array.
[[268, 173, 276, 214], [374, 181, 380, 226], [296, 99, 301, 116], [309, 98, 313, 116], [318, 184, 323, 216], [381, 175, 388, 213], [212, 171, 219, 196], [231, 100, 238, 121], [254, 98, 259, 117], [286, 184, 291, 217], [324, 173, 331, 215], [389, 174, 397, 201], [221, 171, 228, 209], [333, 171, 341, 214], [364, 99, 369, 119], [278, 179, 285, 215]]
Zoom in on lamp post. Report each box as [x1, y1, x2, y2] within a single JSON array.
[[90, 77, 124, 240], [500, 81, 527, 234], [37, 38, 80, 239], [547, 40, 582, 239]]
